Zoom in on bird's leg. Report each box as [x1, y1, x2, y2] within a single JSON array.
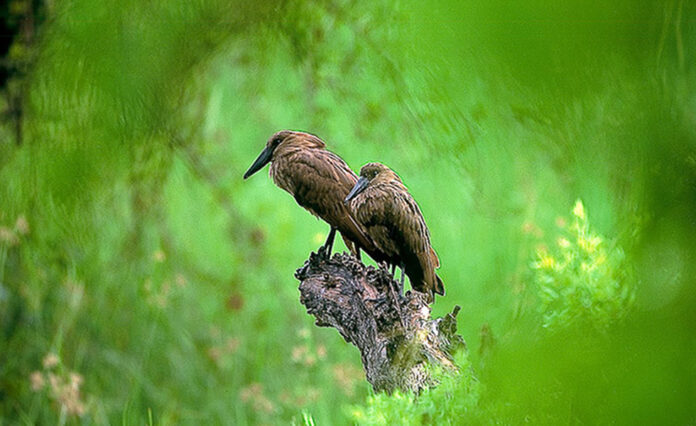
[[355, 247, 362, 261], [320, 227, 337, 257], [389, 266, 408, 331], [326, 227, 336, 253], [399, 263, 406, 295], [390, 263, 396, 277]]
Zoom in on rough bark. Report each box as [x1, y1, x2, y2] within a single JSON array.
[[295, 250, 465, 394]]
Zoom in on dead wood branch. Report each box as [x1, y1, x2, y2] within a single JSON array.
[[295, 250, 465, 394]]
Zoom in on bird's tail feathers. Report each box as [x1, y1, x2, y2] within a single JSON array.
[[427, 248, 444, 296], [434, 273, 445, 296], [430, 247, 440, 268]]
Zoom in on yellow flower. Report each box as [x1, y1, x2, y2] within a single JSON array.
[[537, 254, 556, 270], [557, 237, 571, 248], [579, 235, 601, 253], [573, 200, 586, 220], [351, 410, 365, 421]]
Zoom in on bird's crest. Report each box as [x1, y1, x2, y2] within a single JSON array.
[[359, 162, 402, 184], [271, 130, 326, 155]]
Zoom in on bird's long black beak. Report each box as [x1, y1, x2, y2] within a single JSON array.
[[344, 177, 369, 204], [243, 146, 274, 179]]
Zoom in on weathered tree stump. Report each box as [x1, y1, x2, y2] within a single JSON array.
[[295, 250, 465, 394]]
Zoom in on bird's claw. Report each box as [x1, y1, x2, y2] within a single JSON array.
[[317, 243, 336, 261]]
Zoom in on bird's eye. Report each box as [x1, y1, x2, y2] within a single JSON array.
[[273, 137, 282, 146]]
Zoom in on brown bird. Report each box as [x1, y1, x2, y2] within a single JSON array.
[[243, 130, 376, 257], [344, 162, 445, 301]]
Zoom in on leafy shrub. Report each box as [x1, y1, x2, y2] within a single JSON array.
[[349, 351, 480, 425], [531, 200, 634, 331]]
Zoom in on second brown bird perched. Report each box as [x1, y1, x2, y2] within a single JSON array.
[[345, 162, 445, 301]]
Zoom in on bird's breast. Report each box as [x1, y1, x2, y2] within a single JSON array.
[[269, 159, 295, 195]]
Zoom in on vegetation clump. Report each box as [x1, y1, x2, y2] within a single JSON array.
[[349, 352, 479, 426], [532, 200, 635, 331]]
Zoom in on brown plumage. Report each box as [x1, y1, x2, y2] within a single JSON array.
[[345, 162, 445, 300], [243, 130, 377, 257]]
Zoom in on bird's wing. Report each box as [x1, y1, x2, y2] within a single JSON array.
[[389, 186, 432, 256], [387, 184, 443, 295], [353, 190, 399, 260], [284, 149, 376, 252]]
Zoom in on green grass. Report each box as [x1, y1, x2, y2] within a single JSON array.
[[1, 0, 695, 424]]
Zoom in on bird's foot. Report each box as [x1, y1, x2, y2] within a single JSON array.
[[387, 280, 408, 331], [296, 263, 310, 279], [377, 262, 392, 279], [316, 244, 331, 260]]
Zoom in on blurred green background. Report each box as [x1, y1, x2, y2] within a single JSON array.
[[1, 0, 695, 424]]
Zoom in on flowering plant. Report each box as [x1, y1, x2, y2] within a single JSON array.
[[531, 200, 634, 331]]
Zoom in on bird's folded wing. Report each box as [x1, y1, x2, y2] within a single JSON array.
[[286, 150, 376, 252]]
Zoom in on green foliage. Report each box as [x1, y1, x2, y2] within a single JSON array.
[[531, 200, 635, 331], [350, 352, 480, 425], [1, 0, 695, 424]]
